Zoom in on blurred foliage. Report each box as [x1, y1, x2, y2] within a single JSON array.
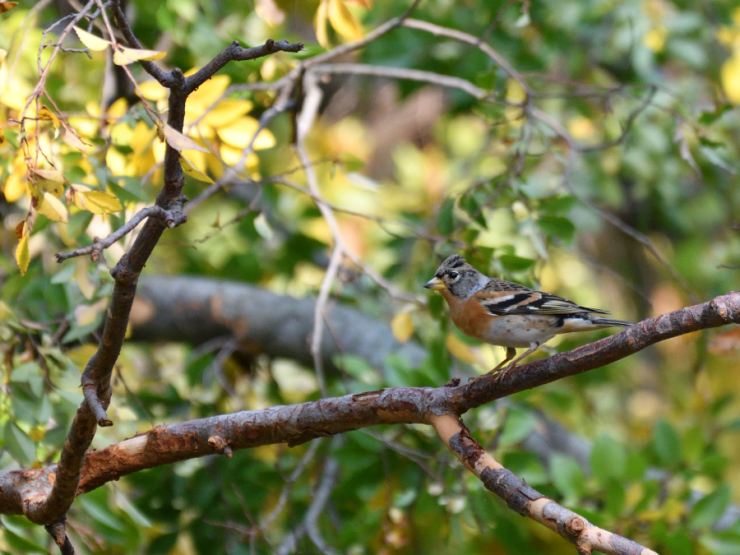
[[1, 0, 740, 553]]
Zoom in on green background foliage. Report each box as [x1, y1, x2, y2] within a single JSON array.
[[1, 0, 740, 553]]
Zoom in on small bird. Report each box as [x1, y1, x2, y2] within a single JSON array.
[[424, 254, 630, 374]]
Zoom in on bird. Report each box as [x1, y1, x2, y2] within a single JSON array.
[[424, 254, 631, 374]]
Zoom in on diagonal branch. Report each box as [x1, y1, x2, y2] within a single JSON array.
[[2, 292, 737, 525], [431, 414, 658, 555]]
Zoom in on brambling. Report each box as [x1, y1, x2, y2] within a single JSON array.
[[424, 255, 631, 374]]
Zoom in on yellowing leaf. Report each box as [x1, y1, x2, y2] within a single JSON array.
[[113, 46, 165, 66], [180, 155, 214, 183], [344, 0, 371, 7], [28, 427, 46, 443], [0, 2, 18, 15], [3, 173, 25, 202], [219, 144, 259, 169], [80, 190, 122, 214], [74, 26, 110, 51], [137, 80, 168, 101], [75, 257, 95, 300], [75, 299, 107, 327], [217, 116, 275, 150], [721, 52, 740, 104], [0, 128, 4, 145], [391, 312, 413, 343], [37, 192, 68, 222], [328, 0, 363, 41], [37, 106, 59, 127], [314, 0, 330, 47], [107, 98, 128, 119], [446, 334, 476, 364], [187, 74, 230, 110], [15, 233, 29, 275], [200, 99, 254, 128], [163, 124, 208, 153]]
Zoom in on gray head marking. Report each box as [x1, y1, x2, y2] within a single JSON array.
[[433, 255, 485, 299]]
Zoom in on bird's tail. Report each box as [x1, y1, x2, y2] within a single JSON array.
[[590, 317, 631, 327]]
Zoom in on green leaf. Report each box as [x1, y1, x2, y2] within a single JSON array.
[[537, 215, 575, 242], [550, 454, 586, 504], [4, 421, 36, 465], [338, 152, 365, 173], [590, 435, 626, 482], [653, 419, 681, 468], [689, 484, 731, 531], [499, 407, 537, 447], [438, 198, 455, 235], [698, 104, 732, 126], [499, 254, 536, 272]]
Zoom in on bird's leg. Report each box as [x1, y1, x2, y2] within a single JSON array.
[[492, 342, 540, 376], [489, 347, 517, 373]]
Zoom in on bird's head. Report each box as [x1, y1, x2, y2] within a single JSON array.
[[424, 255, 483, 299]]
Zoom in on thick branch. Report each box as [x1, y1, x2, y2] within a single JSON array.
[[431, 414, 658, 555], [130, 276, 428, 372], [2, 293, 736, 521]]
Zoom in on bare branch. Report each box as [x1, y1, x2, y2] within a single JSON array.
[[55, 206, 186, 263], [431, 414, 658, 555]]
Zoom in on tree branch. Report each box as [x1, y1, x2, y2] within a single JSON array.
[[431, 414, 658, 555], [3, 293, 736, 533]]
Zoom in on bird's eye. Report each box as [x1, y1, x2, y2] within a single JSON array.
[[448, 271, 459, 279]]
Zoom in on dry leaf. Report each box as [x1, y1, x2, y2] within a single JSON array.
[[15, 233, 29, 275], [73, 26, 110, 51], [113, 46, 165, 66], [0, 2, 19, 15], [163, 124, 208, 153], [180, 155, 214, 183]]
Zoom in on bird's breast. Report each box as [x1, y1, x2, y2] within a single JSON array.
[[442, 290, 558, 347]]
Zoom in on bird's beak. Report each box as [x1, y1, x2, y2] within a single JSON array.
[[424, 276, 446, 291]]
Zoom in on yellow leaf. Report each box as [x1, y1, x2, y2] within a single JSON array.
[[74, 26, 110, 51], [446, 334, 476, 364], [75, 257, 95, 300], [721, 52, 740, 104], [80, 190, 123, 214], [3, 173, 26, 202], [28, 426, 46, 442], [37, 192, 68, 222], [187, 74, 230, 110], [344, 0, 371, 7], [75, 299, 107, 327], [180, 155, 214, 183], [163, 124, 208, 153], [113, 46, 165, 66], [137, 80, 168, 101], [107, 98, 128, 120], [219, 144, 259, 169], [0, 128, 4, 146], [314, 0, 330, 47], [200, 99, 254, 128], [37, 106, 59, 127], [391, 312, 414, 343], [217, 116, 275, 150], [328, 0, 363, 41], [15, 233, 29, 275], [0, 2, 19, 15]]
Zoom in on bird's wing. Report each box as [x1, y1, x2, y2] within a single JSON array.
[[475, 280, 610, 316]]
